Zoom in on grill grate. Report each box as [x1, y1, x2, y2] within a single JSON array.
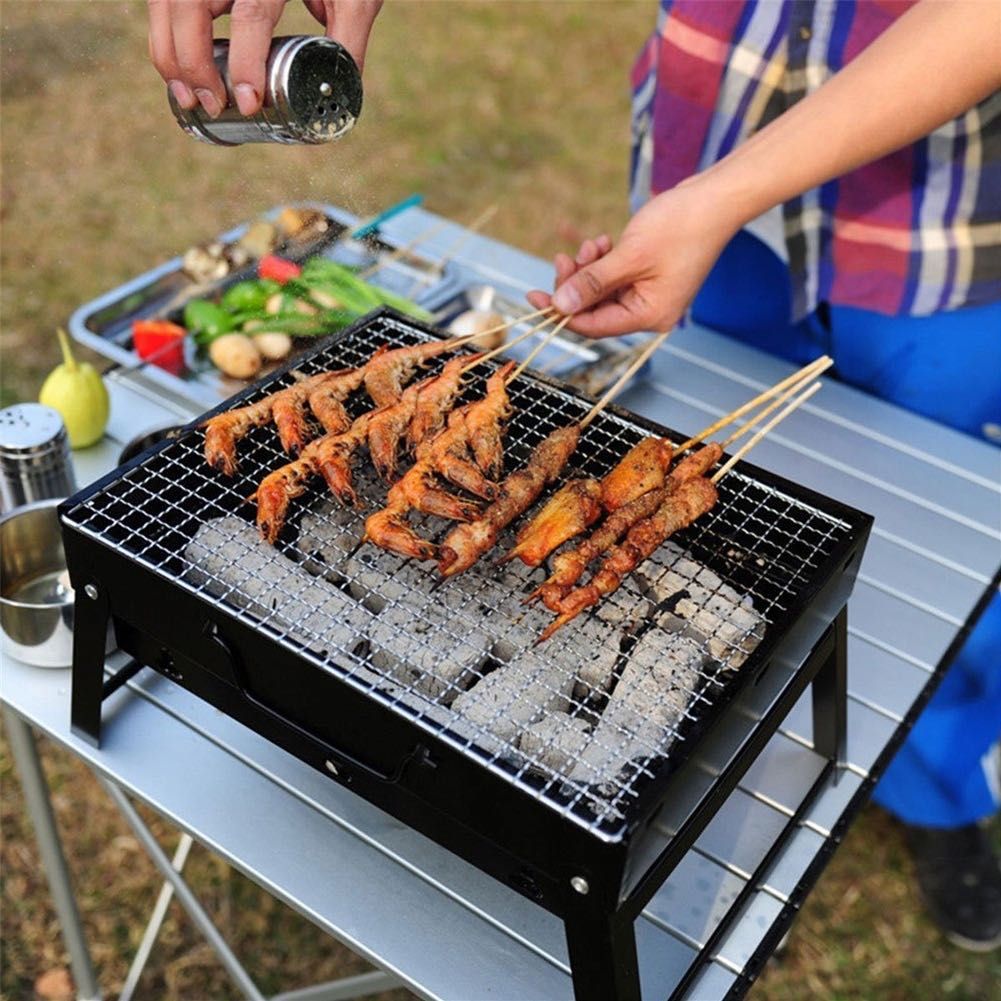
[[65, 313, 853, 838]]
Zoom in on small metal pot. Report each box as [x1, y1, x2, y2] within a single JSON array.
[[117, 425, 185, 466], [1, 499, 80, 668]]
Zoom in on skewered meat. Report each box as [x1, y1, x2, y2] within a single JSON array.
[[600, 437, 673, 511], [203, 370, 342, 475], [438, 424, 581, 577], [505, 436, 675, 569], [527, 443, 724, 609], [538, 477, 719, 642], [363, 338, 464, 407], [501, 478, 602, 568]]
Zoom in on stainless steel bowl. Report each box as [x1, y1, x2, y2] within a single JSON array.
[[1, 499, 77, 667]]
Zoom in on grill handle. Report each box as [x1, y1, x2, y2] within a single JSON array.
[[203, 622, 430, 784]]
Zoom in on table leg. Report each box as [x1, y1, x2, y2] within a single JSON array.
[[565, 904, 641, 1001], [3, 707, 102, 1001], [811, 608, 848, 771]]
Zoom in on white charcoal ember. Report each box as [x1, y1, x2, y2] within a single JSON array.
[[184, 516, 371, 656], [518, 713, 591, 774], [671, 595, 764, 669], [368, 601, 490, 702], [561, 617, 624, 697], [625, 631, 706, 692], [451, 650, 573, 745]]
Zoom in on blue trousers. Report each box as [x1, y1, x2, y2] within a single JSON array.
[[692, 231, 1001, 829]]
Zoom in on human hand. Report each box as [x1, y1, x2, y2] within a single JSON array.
[[527, 177, 739, 338], [148, 0, 382, 119]]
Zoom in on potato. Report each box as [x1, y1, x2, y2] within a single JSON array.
[[252, 332, 293, 361], [209, 334, 263, 380]]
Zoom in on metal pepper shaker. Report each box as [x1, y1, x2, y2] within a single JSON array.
[[168, 35, 363, 146], [0, 404, 77, 513]]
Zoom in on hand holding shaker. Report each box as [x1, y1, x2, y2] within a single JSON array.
[[168, 36, 363, 146]]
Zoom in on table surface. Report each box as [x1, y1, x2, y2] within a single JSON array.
[[4, 206, 999, 1000]]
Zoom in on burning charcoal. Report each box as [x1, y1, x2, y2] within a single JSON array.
[[624, 631, 705, 692], [671, 596, 764, 669], [518, 713, 591, 775], [184, 516, 372, 655], [368, 601, 490, 703], [559, 618, 623, 697], [452, 650, 573, 745]]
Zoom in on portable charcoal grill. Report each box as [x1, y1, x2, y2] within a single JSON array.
[[62, 309, 872, 1000]]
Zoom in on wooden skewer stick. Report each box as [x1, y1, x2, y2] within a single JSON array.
[[579, 330, 671, 429], [712, 382, 822, 483], [719, 357, 833, 448], [674, 355, 832, 454], [510, 315, 573, 381], [461, 309, 559, 371]]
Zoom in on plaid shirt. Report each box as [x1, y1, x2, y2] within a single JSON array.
[[629, 0, 1001, 319]]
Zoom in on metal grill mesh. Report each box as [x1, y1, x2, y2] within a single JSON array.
[[65, 314, 852, 838]]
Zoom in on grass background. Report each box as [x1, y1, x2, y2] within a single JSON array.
[[1, 2, 999, 999]]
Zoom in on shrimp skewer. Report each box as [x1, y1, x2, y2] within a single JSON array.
[[203, 370, 341, 475]]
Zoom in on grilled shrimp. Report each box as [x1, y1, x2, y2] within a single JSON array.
[[203, 371, 336, 475], [438, 424, 581, 577], [363, 339, 463, 407], [363, 508, 438, 561], [367, 377, 430, 482], [407, 353, 480, 451], [422, 409, 498, 500], [464, 362, 513, 477], [254, 454, 318, 544], [307, 365, 368, 434]]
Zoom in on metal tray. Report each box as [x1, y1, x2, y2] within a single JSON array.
[[69, 202, 462, 409]]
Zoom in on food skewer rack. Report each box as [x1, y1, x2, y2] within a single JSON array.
[[61, 309, 872, 1000]]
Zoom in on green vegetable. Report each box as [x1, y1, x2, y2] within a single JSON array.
[[39, 328, 110, 448], [220, 278, 280, 313], [297, 258, 431, 321], [184, 300, 234, 340]]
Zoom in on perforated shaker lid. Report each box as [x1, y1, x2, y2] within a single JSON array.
[[0, 404, 69, 459]]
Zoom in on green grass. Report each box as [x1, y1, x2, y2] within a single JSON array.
[[2, 2, 999, 999]]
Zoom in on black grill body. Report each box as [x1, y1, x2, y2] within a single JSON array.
[[62, 309, 872, 999]]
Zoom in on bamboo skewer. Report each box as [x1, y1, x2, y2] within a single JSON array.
[[462, 309, 559, 371], [579, 330, 671, 430], [673, 355, 832, 455], [712, 381, 822, 483], [718, 357, 832, 449], [510, 315, 573, 381]]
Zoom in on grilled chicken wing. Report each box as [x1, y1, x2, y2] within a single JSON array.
[[438, 424, 581, 577], [501, 478, 602, 567], [600, 437, 673, 511], [527, 443, 723, 609], [538, 477, 718, 642]]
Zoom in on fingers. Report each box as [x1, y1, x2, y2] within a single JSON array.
[[526, 290, 553, 311], [552, 244, 637, 316], [228, 0, 287, 115], [148, 0, 195, 108], [304, 0, 384, 73], [575, 234, 611, 267], [168, 0, 228, 117]]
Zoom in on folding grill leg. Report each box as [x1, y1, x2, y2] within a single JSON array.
[[70, 581, 111, 747], [811, 607, 847, 772], [565, 905, 640, 1001]]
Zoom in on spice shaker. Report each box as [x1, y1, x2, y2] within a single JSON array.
[[169, 35, 363, 146], [0, 404, 77, 513]]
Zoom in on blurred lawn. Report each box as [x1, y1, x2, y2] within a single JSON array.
[[2, 2, 999, 999]]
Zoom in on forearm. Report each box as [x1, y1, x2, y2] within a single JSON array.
[[702, 0, 1001, 228]]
